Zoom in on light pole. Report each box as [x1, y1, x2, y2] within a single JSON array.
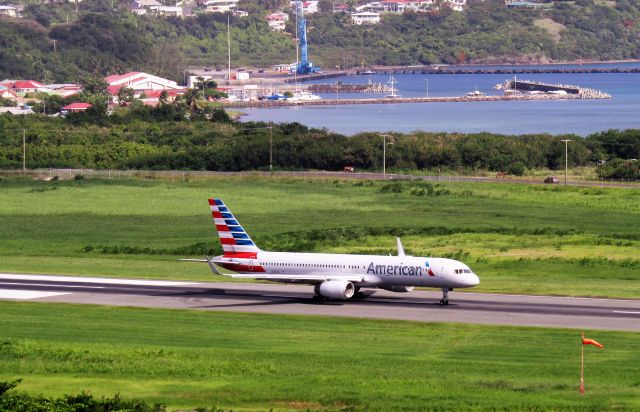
[[561, 139, 571, 187], [383, 134, 393, 179], [268, 125, 273, 171]]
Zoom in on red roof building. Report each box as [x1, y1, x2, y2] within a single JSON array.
[[61, 102, 92, 114], [3, 80, 47, 94]]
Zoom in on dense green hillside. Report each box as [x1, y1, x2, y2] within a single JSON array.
[[0, 0, 639, 82]]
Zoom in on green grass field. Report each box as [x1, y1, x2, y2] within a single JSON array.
[[1, 301, 638, 411], [0, 176, 639, 297]]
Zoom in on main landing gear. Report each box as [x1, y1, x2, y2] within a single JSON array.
[[440, 288, 449, 305]]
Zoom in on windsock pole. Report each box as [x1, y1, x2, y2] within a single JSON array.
[[580, 331, 585, 394]]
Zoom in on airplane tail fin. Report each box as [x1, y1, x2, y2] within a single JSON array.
[[208, 198, 260, 257]]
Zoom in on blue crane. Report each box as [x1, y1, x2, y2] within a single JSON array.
[[295, 0, 319, 74]]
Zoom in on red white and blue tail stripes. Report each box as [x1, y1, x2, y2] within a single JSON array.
[[209, 198, 260, 257]]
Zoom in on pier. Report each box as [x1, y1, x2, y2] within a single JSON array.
[[223, 92, 609, 108], [353, 67, 640, 75]]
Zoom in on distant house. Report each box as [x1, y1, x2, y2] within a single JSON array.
[[130, 0, 160, 14], [332, 3, 348, 12], [266, 12, 288, 31], [444, 0, 466, 11], [505, 0, 548, 9], [351, 11, 380, 24], [200, 0, 238, 13], [61, 103, 92, 114], [289, 0, 318, 14], [0, 85, 18, 100], [46, 84, 82, 98], [0, 5, 19, 18], [1, 80, 47, 94], [105, 72, 181, 93], [156, 6, 183, 17]]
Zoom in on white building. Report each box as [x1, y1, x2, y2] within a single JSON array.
[[201, 0, 238, 13], [105, 72, 182, 93], [156, 6, 183, 17], [289, 0, 318, 14], [445, 0, 466, 11], [266, 12, 288, 31], [0, 5, 19, 17], [351, 11, 380, 24]]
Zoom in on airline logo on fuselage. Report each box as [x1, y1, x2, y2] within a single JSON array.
[[367, 262, 424, 277]]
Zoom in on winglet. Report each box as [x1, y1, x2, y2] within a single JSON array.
[[397, 237, 405, 257], [206, 255, 223, 275]]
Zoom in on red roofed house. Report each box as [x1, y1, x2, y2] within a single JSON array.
[[333, 3, 348, 12], [61, 102, 92, 115], [0, 86, 18, 100], [266, 12, 288, 31], [2, 80, 47, 94]]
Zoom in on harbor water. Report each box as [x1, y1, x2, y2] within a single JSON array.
[[241, 63, 640, 136]]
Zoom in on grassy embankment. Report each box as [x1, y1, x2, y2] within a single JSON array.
[[1, 301, 639, 411], [0, 176, 639, 298]]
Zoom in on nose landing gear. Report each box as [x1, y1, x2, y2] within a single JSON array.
[[440, 288, 449, 305]]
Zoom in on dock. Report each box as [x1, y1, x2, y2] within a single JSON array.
[[222, 92, 610, 108], [353, 67, 640, 75]]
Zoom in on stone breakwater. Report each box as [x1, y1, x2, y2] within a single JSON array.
[[308, 83, 392, 93], [223, 93, 610, 108], [495, 79, 612, 99]]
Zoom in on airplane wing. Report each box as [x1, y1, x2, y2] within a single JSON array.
[[227, 273, 366, 284]]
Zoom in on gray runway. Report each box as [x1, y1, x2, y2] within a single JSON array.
[[1, 273, 639, 331]]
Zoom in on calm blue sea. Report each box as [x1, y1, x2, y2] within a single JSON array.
[[241, 63, 640, 136]]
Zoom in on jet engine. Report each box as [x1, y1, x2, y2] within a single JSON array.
[[315, 280, 355, 300], [381, 285, 415, 293]]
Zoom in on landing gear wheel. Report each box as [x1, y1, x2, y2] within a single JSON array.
[[440, 288, 450, 306]]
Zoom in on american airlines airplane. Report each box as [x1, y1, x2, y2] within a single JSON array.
[[184, 198, 480, 305]]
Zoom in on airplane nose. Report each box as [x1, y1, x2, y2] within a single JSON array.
[[468, 273, 480, 287]]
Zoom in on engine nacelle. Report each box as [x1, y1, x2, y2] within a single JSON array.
[[381, 285, 414, 293], [315, 280, 355, 300]]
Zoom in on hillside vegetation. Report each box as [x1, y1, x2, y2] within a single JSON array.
[[1, 0, 639, 82], [1, 113, 639, 179]]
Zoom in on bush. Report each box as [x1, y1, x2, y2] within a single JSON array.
[[507, 161, 527, 176]]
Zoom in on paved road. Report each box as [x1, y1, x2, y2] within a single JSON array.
[[1, 273, 639, 332]]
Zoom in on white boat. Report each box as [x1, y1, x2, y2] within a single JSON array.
[[385, 76, 400, 98], [465, 89, 484, 97], [288, 91, 322, 101]]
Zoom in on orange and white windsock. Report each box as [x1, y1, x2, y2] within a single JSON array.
[[582, 337, 604, 349]]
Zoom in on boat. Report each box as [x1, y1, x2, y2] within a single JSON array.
[[362, 70, 377, 75], [385, 76, 400, 98], [287, 91, 322, 101], [465, 88, 484, 97], [266, 93, 287, 101]]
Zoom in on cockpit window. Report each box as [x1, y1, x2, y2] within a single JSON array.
[[455, 269, 472, 274]]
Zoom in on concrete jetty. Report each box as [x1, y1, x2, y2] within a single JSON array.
[[223, 92, 610, 108]]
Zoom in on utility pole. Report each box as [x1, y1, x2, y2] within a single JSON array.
[[22, 129, 26, 174], [268, 126, 273, 171], [382, 134, 393, 179], [561, 139, 571, 187], [227, 14, 231, 85]]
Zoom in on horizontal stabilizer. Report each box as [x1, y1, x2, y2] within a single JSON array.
[[178, 256, 223, 275]]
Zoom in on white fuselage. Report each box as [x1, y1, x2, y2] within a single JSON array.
[[216, 251, 480, 290]]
